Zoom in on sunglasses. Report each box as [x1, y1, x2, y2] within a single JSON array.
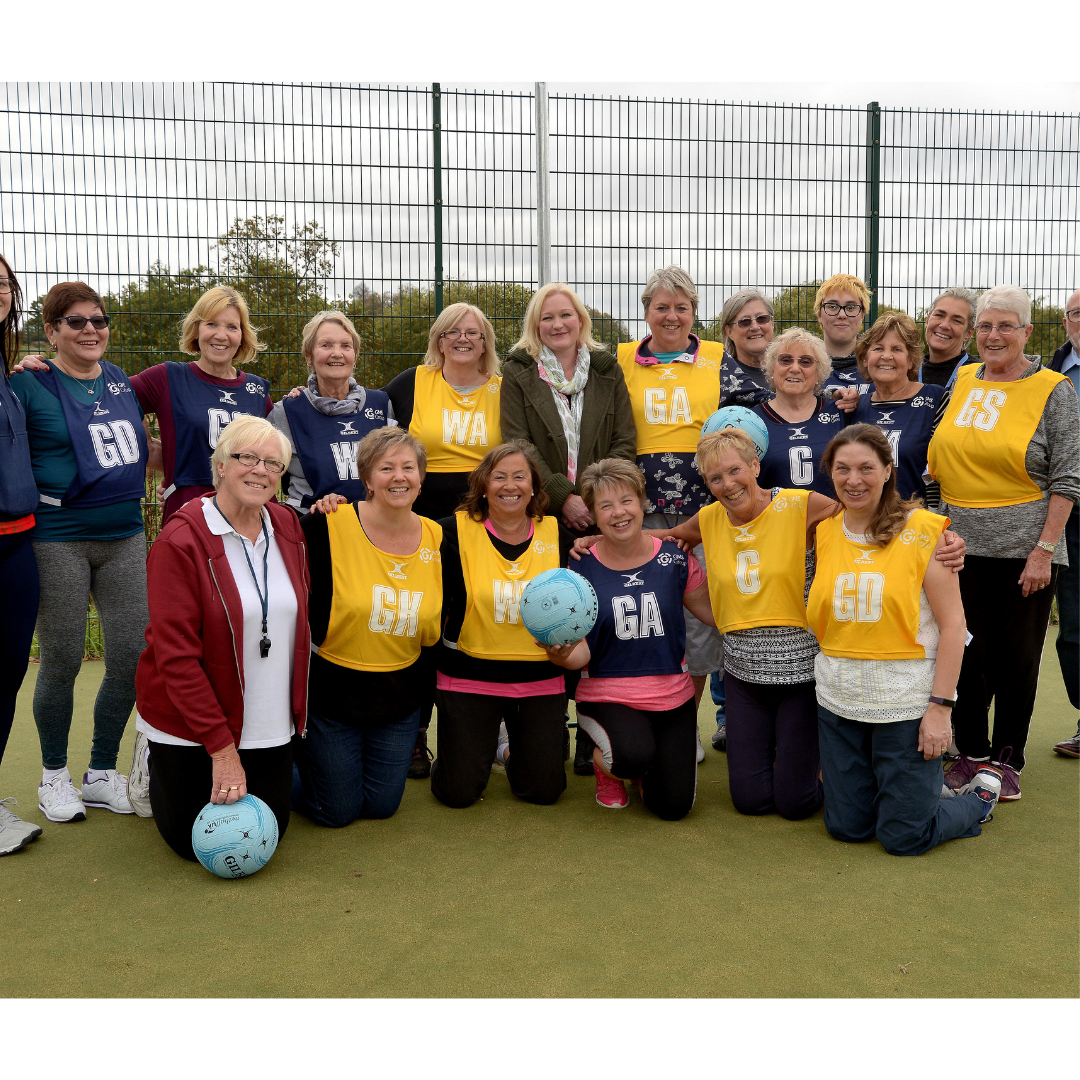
[[55, 315, 111, 330]]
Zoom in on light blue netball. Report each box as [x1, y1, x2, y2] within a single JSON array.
[[520, 567, 599, 647], [191, 794, 279, 879], [700, 405, 770, 459]]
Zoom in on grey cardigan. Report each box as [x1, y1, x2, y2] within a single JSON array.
[[500, 346, 637, 514]]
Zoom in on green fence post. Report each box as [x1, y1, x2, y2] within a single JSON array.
[[433, 82, 444, 316], [864, 101, 881, 325]]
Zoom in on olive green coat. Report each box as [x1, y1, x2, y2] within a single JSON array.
[[499, 346, 637, 514]]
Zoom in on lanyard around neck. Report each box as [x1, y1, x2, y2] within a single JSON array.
[[213, 497, 272, 658]]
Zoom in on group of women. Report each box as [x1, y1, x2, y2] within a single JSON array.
[[0, 251, 1076, 862]]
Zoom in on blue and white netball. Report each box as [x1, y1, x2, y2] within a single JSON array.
[[700, 406, 769, 459], [191, 794, 279, 879], [520, 567, 599, 647]]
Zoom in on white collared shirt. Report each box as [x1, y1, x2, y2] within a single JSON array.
[[137, 498, 297, 749]]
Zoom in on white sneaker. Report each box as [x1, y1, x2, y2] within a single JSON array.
[[127, 732, 152, 817], [0, 797, 43, 854], [38, 769, 86, 823], [80, 770, 134, 814], [696, 730, 706, 764], [494, 721, 509, 768]]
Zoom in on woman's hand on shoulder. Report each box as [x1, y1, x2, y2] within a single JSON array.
[[310, 493, 349, 515], [831, 387, 859, 413], [936, 529, 966, 572], [568, 533, 601, 561], [10, 354, 50, 374], [279, 386, 304, 402]]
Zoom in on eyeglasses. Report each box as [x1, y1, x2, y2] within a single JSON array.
[[775, 355, 816, 369], [230, 452, 286, 475], [440, 329, 484, 341], [820, 302, 864, 317], [0, 277, 15, 295], [55, 315, 110, 330], [733, 314, 774, 330], [974, 322, 1023, 336], [1066, 309, 1080, 324]]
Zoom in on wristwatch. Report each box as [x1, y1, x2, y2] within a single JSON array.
[[928, 696, 956, 708], [1035, 540, 1057, 554]]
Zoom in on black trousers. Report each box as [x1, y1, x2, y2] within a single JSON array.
[[953, 554, 1060, 771], [576, 698, 698, 821], [430, 689, 568, 808], [147, 740, 293, 861]]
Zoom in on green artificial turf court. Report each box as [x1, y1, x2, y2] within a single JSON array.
[[3, 632, 1077, 998]]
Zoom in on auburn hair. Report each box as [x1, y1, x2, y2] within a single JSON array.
[[458, 440, 549, 522]]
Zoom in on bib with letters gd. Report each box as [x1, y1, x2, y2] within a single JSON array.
[[807, 509, 947, 660], [928, 365, 1065, 508], [699, 489, 809, 634], [453, 512, 560, 661], [408, 366, 502, 472], [318, 508, 443, 672]]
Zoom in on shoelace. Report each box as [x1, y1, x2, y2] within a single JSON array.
[[0, 797, 24, 824]]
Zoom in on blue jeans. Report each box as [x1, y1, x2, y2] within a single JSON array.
[[817, 706, 987, 856], [1056, 504, 1079, 714], [710, 671, 726, 722], [292, 706, 421, 827]]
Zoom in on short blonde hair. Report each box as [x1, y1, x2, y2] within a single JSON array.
[[641, 266, 699, 316], [579, 458, 647, 515], [814, 274, 870, 313], [422, 302, 500, 378], [696, 429, 759, 476], [512, 284, 601, 359], [763, 328, 832, 393], [976, 285, 1032, 328], [301, 310, 361, 369], [210, 416, 291, 488], [355, 427, 427, 498], [180, 286, 264, 367], [855, 311, 923, 381]]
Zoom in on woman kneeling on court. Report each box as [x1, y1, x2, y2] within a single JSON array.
[[295, 427, 442, 826], [809, 424, 1000, 855], [431, 440, 575, 808], [544, 459, 716, 818], [134, 416, 309, 861]]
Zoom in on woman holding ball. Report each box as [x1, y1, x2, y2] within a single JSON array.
[[544, 459, 716, 819]]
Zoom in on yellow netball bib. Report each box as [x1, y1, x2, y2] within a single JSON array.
[[319, 508, 443, 672], [617, 340, 724, 453], [453, 512, 560, 661], [699, 490, 809, 634], [409, 365, 502, 472], [806, 509, 947, 660], [928, 365, 1065, 508]]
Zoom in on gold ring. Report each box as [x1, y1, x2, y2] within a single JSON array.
[[218, 788, 228, 793], [229, 786, 239, 791]]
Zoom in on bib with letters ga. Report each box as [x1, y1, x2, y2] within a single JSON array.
[[698, 489, 809, 634], [318, 508, 443, 672], [453, 512, 560, 661], [408, 366, 502, 472], [617, 340, 724, 454], [806, 509, 947, 660], [927, 364, 1066, 508]]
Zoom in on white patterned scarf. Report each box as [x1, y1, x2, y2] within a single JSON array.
[[536, 344, 591, 482]]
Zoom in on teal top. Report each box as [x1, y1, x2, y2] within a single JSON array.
[[10, 365, 145, 542], [652, 350, 686, 363]]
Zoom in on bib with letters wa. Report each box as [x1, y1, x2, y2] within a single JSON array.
[[454, 512, 560, 661], [408, 366, 502, 472], [318, 508, 443, 672], [617, 341, 724, 454], [806, 509, 947, 660], [928, 365, 1065, 508], [699, 490, 809, 634]]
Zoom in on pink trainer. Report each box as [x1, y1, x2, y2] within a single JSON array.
[[593, 762, 629, 809]]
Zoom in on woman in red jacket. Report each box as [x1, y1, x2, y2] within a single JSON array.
[[134, 415, 310, 862]]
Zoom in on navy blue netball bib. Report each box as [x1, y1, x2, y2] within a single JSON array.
[[753, 397, 843, 498], [577, 541, 689, 679], [852, 385, 945, 500], [33, 360, 148, 508], [282, 390, 390, 506], [165, 362, 269, 488]]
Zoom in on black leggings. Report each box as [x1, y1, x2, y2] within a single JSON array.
[[0, 532, 39, 766], [430, 689, 567, 808], [575, 698, 698, 821], [147, 740, 293, 861]]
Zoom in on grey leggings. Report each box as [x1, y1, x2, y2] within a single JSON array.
[[32, 535, 149, 771]]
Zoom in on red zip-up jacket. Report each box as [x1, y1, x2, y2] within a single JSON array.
[[135, 499, 310, 755]]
